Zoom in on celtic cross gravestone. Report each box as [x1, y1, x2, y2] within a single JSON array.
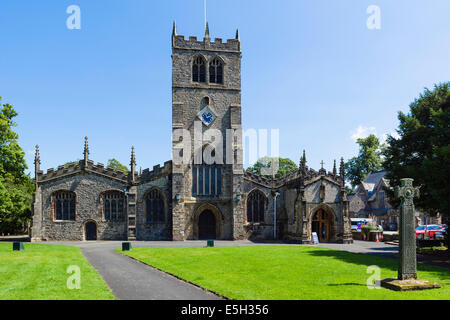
[[381, 178, 441, 291], [395, 178, 419, 280]]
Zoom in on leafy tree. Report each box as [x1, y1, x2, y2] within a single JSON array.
[[64, 161, 79, 168], [246, 157, 297, 178], [107, 158, 129, 174], [383, 83, 450, 217], [345, 134, 384, 188], [0, 97, 33, 234]]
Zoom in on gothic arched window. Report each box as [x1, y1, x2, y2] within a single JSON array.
[[246, 190, 266, 223], [53, 191, 76, 221], [146, 189, 165, 223], [209, 58, 223, 84], [192, 166, 222, 197], [192, 56, 206, 83], [103, 191, 125, 221]]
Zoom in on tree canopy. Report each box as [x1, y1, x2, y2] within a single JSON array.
[[106, 158, 129, 174], [383, 83, 450, 217], [0, 97, 33, 234], [246, 157, 298, 179], [344, 134, 384, 188]]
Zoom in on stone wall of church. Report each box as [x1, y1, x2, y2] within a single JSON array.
[[279, 186, 300, 236], [136, 175, 172, 240], [38, 173, 127, 241]]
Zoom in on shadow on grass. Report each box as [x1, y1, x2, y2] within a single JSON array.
[[367, 246, 399, 252], [306, 248, 450, 282], [0, 237, 30, 242], [327, 283, 367, 287]]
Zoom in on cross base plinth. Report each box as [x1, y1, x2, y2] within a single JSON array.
[[381, 278, 441, 291]]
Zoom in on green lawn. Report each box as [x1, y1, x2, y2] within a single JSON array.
[[120, 246, 450, 300], [0, 243, 115, 300]]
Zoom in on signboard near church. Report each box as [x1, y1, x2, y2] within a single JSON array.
[[312, 232, 319, 244]]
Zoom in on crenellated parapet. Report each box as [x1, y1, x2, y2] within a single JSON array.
[[37, 160, 128, 183], [173, 35, 240, 52], [172, 20, 240, 53], [244, 171, 273, 188], [244, 159, 345, 191], [138, 161, 172, 183]]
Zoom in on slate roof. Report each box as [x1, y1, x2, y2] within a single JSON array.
[[361, 170, 387, 193]]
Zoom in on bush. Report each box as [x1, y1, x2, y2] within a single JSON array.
[[361, 225, 382, 236]]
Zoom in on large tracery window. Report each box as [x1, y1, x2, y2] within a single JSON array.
[[146, 189, 165, 223], [53, 191, 76, 221], [192, 166, 222, 197], [246, 190, 266, 223], [209, 58, 223, 84], [192, 56, 206, 83], [103, 191, 125, 221]]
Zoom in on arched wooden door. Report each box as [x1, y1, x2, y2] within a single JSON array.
[[198, 210, 216, 240], [85, 221, 97, 241], [312, 209, 331, 242]]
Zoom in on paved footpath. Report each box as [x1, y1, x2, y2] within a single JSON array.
[[49, 241, 221, 300]]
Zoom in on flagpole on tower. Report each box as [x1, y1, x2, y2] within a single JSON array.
[[204, 0, 207, 27]]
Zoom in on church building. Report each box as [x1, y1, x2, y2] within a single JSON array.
[[31, 23, 353, 244]]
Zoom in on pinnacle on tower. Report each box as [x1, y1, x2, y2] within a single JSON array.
[[333, 159, 337, 176], [299, 149, 307, 170], [130, 146, 136, 183], [339, 157, 345, 178], [204, 21, 210, 40], [172, 20, 177, 37], [34, 145, 41, 183], [83, 136, 89, 166], [235, 28, 240, 40], [130, 146, 136, 167], [34, 145, 41, 167]]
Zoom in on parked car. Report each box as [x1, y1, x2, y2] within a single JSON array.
[[416, 225, 445, 239]]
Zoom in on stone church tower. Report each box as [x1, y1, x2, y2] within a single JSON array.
[[171, 22, 245, 240]]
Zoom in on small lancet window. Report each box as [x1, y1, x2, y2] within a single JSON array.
[[201, 96, 210, 107], [209, 58, 223, 84], [192, 56, 206, 83]]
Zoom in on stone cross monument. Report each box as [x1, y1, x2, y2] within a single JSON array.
[[381, 178, 441, 291], [395, 178, 420, 280]]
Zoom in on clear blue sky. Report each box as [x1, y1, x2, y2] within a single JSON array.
[[1, 0, 449, 175]]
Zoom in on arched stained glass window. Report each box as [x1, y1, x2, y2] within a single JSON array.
[[192, 166, 222, 197], [53, 191, 76, 221], [246, 190, 266, 223], [103, 191, 125, 221], [146, 189, 165, 223]]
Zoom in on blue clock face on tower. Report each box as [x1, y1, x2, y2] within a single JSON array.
[[197, 106, 217, 126], [202, 112, 213, 124]]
